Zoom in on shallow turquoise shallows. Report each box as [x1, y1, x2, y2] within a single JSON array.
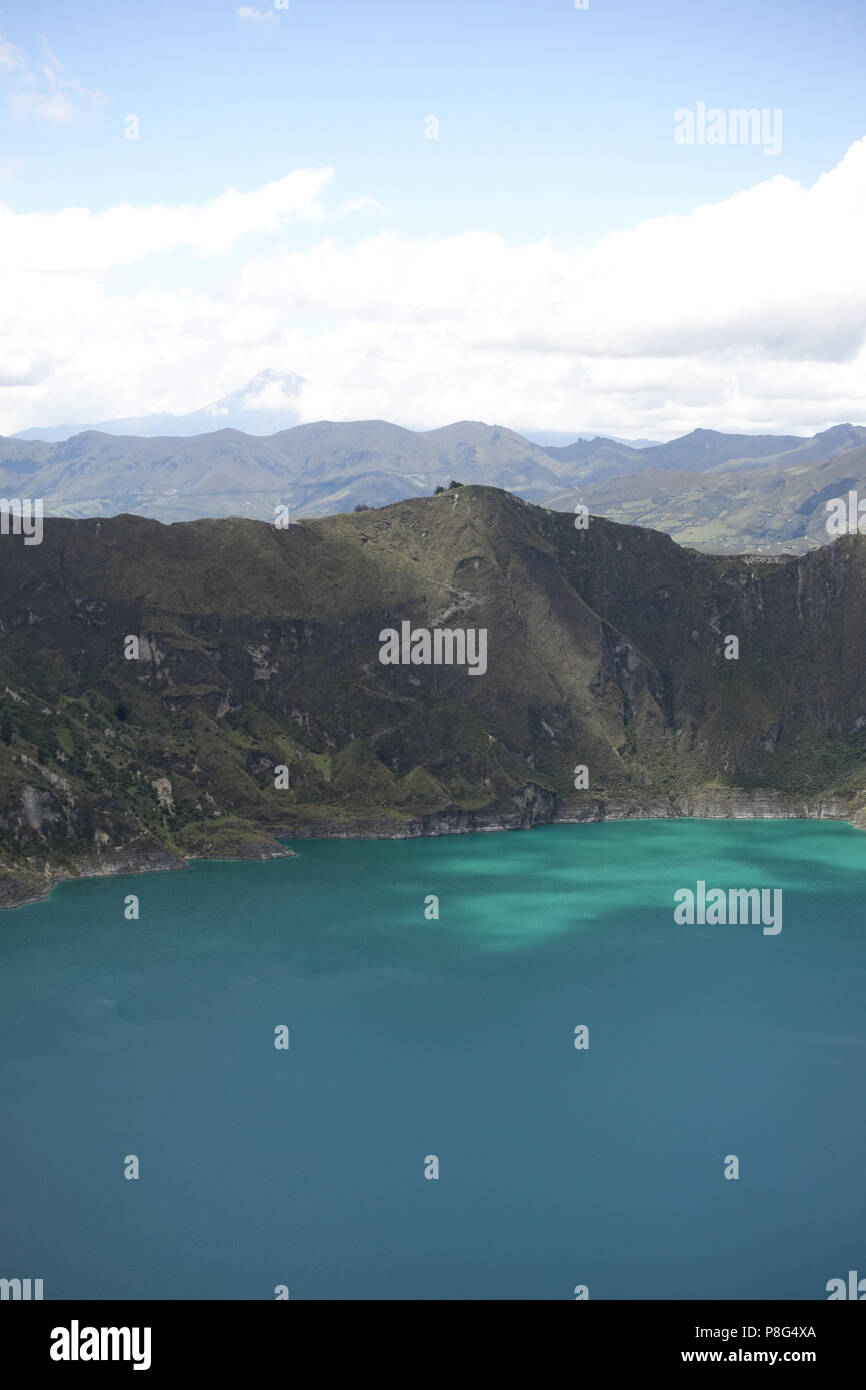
[[1, 819, 864, 1300]]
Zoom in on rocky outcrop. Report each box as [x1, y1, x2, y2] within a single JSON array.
[[673, 789, 850, 819]]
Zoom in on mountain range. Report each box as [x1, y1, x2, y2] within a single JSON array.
[[2, 485, 865, 907], [12, 372, 656, 449], [0, 418, 570, 521], [3, 410, 866, 552], [554, 424, 866, 553], [541, 427, 807, 481]]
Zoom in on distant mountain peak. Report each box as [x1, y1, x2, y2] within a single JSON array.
[[12, 369, 308, 442], [814, 422, 864, 440]]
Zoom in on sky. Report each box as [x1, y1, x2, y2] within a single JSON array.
[[1, 0, 865, 439]]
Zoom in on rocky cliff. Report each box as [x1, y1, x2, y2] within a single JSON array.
[[2, 486, 866, 906]]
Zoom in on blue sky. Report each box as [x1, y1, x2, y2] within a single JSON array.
[[5, 0, 864, 240], [1, 0, 865, 436]]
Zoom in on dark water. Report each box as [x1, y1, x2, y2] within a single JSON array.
[[1, 819, 864, 1300]]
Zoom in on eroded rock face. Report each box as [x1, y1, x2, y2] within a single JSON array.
[[20, 785, 61, 831], [152, 777, 175, 814], [2, 487, 866, 906]]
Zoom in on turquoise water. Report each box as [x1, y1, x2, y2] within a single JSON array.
[[0, 819, 864, 1300]]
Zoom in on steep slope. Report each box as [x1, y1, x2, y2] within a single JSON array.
[[2, 486, 866, 906]]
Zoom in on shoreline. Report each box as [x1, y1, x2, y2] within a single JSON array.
[[1, 788, 860, 912]]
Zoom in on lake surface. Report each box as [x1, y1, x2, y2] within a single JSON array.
[[1, 819, 864, 1300]]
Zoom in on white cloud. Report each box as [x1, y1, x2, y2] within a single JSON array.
[[0, 169, 336, 271], [334, 196, 386, 219], [0, 34, 26, 71], [0, 30, 103, 122], [2, 140, 866, 437], [9, 90, 78, 122], [236, 6, 279, 23]]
